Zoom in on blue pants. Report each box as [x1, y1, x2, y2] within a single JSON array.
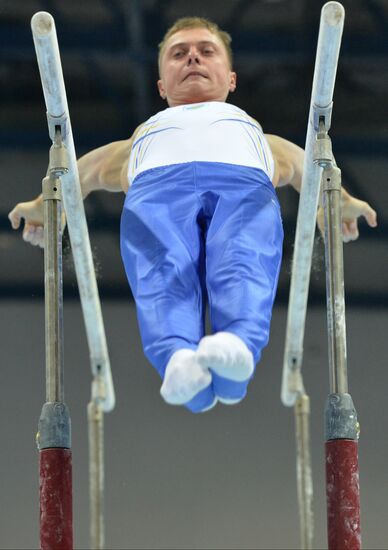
[[120, 162, 283, 411]]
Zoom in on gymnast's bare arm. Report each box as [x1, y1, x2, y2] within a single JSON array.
[[266, 134, 377, 242], [8, 130, 138, 248]]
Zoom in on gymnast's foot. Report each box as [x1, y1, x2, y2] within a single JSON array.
[[196, 332, 254, 382], [160, 349, 213, 406]]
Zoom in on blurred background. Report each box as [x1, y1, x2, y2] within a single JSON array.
[[0, 1, 387, 549]]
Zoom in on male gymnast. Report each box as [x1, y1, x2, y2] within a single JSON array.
[[9, 17, 377, 413]]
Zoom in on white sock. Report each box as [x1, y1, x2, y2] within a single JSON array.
[[160, 349, 212, 405], [196, 332, 254, 382]]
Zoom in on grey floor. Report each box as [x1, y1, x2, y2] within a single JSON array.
[[1, 300, 387, 549]]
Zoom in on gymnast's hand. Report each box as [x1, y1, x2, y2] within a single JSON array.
[[9, 197, 67, 248], [8, 195, 46, 248], [317, 192, 377, 243]]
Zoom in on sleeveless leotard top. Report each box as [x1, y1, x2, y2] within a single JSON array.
[[127, 101, 274, 186]]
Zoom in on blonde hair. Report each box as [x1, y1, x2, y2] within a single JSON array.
[[158, 17, 233, 73]]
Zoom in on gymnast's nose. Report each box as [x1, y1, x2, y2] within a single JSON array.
[[187, 47, 200, 65]]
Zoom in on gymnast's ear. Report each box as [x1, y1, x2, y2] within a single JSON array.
[[229, 71, 237, 93], [157, 79, 167, 100]]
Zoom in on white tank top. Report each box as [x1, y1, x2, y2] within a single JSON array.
[[127, 101, 274, 186]]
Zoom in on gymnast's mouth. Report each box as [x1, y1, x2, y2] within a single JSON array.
[[182, 71, 208, 81]]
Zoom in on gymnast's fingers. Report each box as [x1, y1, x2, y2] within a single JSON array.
[[23, 224, 44, 248]]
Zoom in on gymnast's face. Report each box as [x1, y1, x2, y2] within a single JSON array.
[[157, 28, 237, 107]]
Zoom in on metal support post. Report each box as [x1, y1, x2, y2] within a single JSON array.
[[88, 380, 105, 550], [294, 395, 313, 550], [31, 12, 116, 548], [281, 4, 345, 547], [37, 130, 73, 550], [314, 121, 361, 550]]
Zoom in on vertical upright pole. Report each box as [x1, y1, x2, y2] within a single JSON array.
[[315, 125, 361, 549], [31, 13, 116, 547], [37, 131, 73, 549], [281, 4, 345, 547], [294, 395, 313, 549], [88, 398, 105, 550]]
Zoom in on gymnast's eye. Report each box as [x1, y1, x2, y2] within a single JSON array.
[[173, 50, 185, 59]]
